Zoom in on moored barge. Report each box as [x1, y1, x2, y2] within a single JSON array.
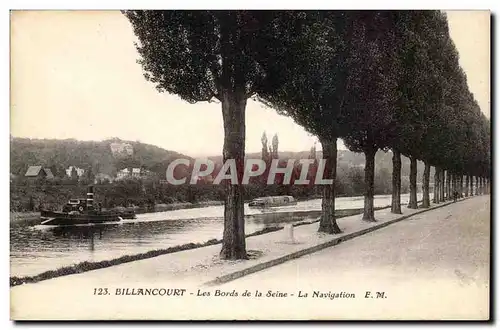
[[248, 195, 297, 208]]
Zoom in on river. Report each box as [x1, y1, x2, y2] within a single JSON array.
[[10, 193, 422, 277]]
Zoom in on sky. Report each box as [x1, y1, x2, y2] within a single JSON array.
[[10, 10, 490, 157]]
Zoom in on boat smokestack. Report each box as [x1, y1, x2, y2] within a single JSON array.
[[86, 185, 94, 210]]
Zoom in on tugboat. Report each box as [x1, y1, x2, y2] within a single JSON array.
[[40, 185, 134, 226]]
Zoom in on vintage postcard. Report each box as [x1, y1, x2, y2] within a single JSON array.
[[9, 10, 490, 320]]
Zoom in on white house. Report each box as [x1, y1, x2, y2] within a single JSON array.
[[116, 168, 154, 180], [66, 166, 85, 178], [94, 173, 114, 184]]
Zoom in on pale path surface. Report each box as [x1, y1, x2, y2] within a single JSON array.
[[11, 192, 423, 277], [10, 196, 489, 320], [217, 195, 490, 320]]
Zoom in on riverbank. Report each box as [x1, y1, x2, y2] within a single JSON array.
[[9, 192, 415, 224], [10, 212, 40, 226], [11, 196, 474, 320], [10, 205, 389, 287]]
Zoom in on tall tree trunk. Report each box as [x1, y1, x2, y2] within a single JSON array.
[[363, 147, 377, 222], [440, 169, 445, 202], [439, 169, 443, 201], [471, 176, 474, 195], [470, 175, 474, 196], [220, 90, 247, 260], [439, 169, 443, 202], [437, 168, 441, 203], [460, 175, 463, 197], [422, 162, 431, 208], [433, 167, 439, 204], [465, 175, 469, 197], [408, 156, 418, 209], [472, 176, 476, 195], [318, 138, 342, 234], [444, 170, 447, 199], [446, 171, 451, 200], [475, 176, 479, 195], [391, 149, 402, 214], [450, 171, 453, 199], [469, 175, 472, 196], [451, 173, 455, 197], [457, 174, 464, 198]]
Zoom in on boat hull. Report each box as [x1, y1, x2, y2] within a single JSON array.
[[40, 210, 122, 226], [248, 195, 298, 208], [248, 201, 298, 208]]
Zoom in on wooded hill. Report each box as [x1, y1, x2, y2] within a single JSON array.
[[208, 149, 430, 182], [11, 137, 429, 182], [10, 137, 191, 178]]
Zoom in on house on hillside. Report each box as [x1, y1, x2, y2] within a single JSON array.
[[110, 142, 134, 157], [116, 168, 154, 181], [116, 168, 131, 180], [94, 173, 114, 184], [65, 166, 85, 178], [24, 166, 54, 180]]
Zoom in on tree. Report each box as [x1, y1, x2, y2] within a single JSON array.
[[70, 167, 78, 182], [258, 12, 378, 233], [374, 166, 391, 195], [341, 11, 400, 222], [422, 162, 431, 207], [124, 10, 323, 259], [271, 133, 279, 159], [259, 12, 370, 233], [385, 11, 443, 211], [261, 131, 270, 163], [87, 166, 95, 183]]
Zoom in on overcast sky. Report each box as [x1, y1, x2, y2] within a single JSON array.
[[10, 10, 490, 157]]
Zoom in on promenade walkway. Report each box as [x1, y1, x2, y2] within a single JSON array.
[[10, 195, 489, 320]]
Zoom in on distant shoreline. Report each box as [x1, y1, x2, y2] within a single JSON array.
[[10, 205, 394, 287], [10, 201, 224, 225], [10, 193, 416, 225]]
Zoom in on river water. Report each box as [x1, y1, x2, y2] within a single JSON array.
[[10, 193, 422, 277]]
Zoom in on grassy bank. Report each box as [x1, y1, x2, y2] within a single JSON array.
[[10, 206, 390, 287], [10, 212, 41, 226]]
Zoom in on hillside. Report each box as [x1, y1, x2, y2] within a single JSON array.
[[10, 137, 191, 178], [10, 137, 432, 183], [10, 137, 432, 212]]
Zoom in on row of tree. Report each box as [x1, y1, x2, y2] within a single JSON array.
[[11, 161, 407, 212], [124, 10, 490, 260]]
